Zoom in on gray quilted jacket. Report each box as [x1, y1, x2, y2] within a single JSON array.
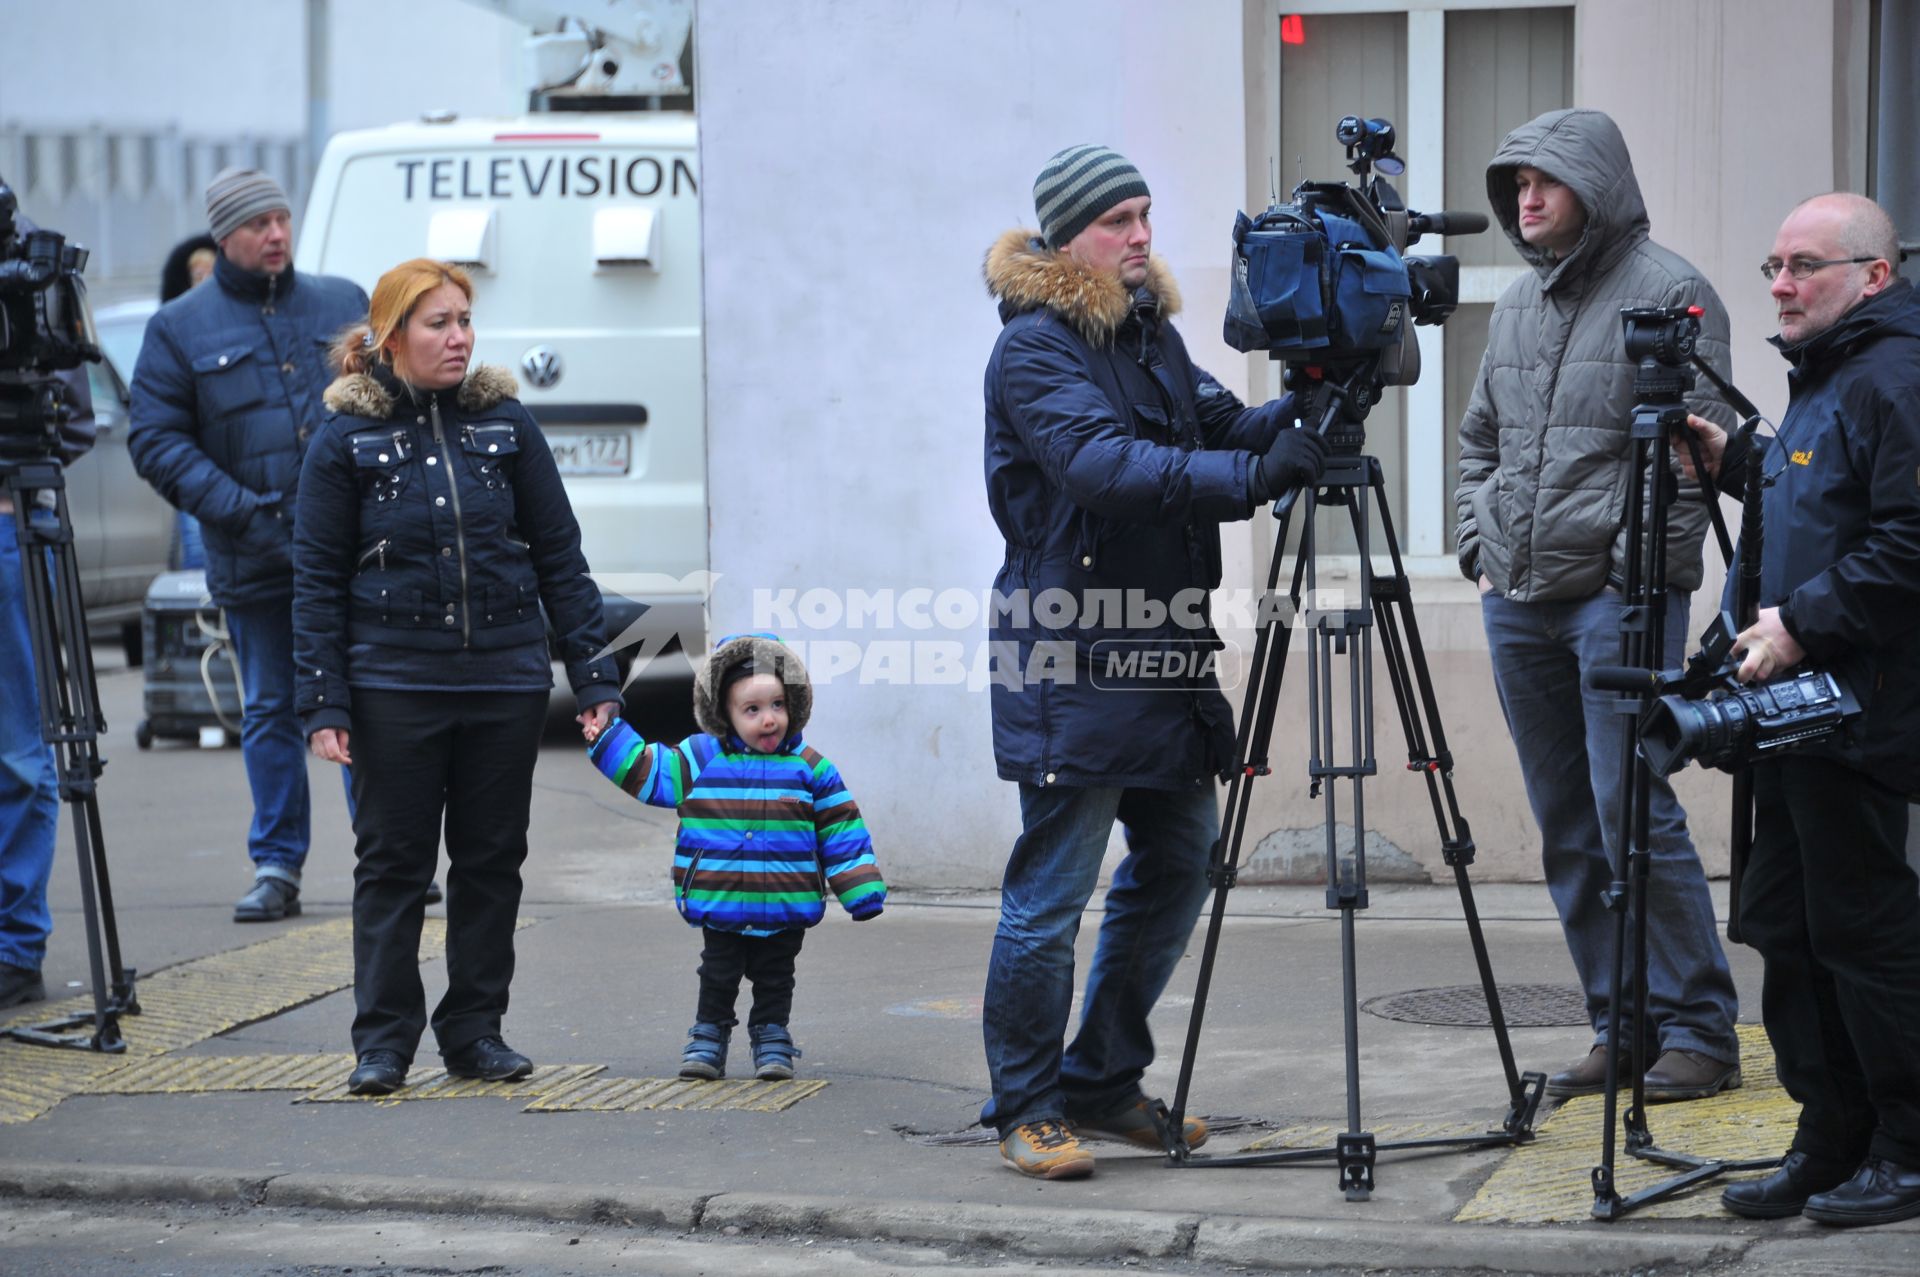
[[1454, 108, 1735, 601]]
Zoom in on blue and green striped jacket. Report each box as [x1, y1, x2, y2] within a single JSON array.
[[587, 717, 886, 933]]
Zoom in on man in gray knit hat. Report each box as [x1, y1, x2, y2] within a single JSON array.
[[129, 168, 370, 923], [978, 146, 1328, 1178]]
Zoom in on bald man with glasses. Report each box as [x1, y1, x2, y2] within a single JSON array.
[[1676, 192, 1920, 1227]]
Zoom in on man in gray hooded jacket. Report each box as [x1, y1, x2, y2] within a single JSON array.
[[1454, 108, 1740, 1101]]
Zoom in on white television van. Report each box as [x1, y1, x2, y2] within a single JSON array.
[[295, 111, 704, 682]]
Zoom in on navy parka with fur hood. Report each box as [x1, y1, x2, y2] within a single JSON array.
[[291, 362, 618, 737], [982, 229, 1290, 790]]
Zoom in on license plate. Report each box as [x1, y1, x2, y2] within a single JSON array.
[[549, 431, 631, 476]]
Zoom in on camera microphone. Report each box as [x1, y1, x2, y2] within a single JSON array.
[[1408, 211, 1489, 238], [1586, 665, 1665, 694]]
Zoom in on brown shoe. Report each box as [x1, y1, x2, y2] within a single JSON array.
[[1642, 1049, 1741, 1102], [1000, 1119, 1095, 1180], [1545, 1045, 1610, 1098]]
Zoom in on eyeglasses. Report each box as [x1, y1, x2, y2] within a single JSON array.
[[1759, 256, 1879, 282]]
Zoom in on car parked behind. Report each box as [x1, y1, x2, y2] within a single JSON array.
[[75, 296, 174, 663]]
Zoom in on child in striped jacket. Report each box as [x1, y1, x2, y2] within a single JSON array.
[[584, 633, 885, 1080]]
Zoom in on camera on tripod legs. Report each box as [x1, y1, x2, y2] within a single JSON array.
[[0, 178, 99, 460], [1224, 115, 1487, 450], [1633, 611, 1862, 777]]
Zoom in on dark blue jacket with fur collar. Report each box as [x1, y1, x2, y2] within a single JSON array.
[[292, 362, 617, 735], [982, 229, 1290, 790]]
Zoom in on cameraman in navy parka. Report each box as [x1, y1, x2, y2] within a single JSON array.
[[976, 145, 1328, 1179]]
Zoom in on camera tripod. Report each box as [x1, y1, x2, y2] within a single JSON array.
[[0, 450, 137, 1053], [1156, 373, 1545, 1198], [1584, 321, 1776, 1220]]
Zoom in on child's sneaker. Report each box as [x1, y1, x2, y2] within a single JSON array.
[[749, 1023, 800, 1080], [679, 1022, 730, 1079], [999, 1119, 1095, 1179], [1071, 1099, 1208, 1151]]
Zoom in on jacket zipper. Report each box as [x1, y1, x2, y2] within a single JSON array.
[[355, 537, 391, 571], [428, 397, 473, 646]]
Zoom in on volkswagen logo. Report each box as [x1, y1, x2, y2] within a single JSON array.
[[520, 345, 563, 390]]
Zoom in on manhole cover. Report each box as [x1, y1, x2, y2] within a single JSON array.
[[1362, 983, 1587, 1028]]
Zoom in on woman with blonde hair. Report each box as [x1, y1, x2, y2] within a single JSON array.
[[293, 258, 619, 1095]]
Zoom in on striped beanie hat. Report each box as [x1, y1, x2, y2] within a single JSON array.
[[206, 167, 290, 243], [1033, 145, 1150, 249]]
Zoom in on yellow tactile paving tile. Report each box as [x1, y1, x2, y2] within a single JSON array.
[[0, 919, 832, 1124], [1458, 1024, 1795, 1222], [300, 1063, 606, 1104], [0, 918, 460, 1122], [85, 1053, 358, 1094], [0, 1047, 128, 1125], [525, 1073, 830, 1113]]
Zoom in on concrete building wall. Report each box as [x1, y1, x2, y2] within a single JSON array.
[[695, 0, 1256, 887]]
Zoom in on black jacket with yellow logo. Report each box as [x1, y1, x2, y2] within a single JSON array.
[[1722, 279, 1920, 794]]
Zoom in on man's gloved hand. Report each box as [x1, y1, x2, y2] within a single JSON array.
[[1251, 426, 1331, 501]]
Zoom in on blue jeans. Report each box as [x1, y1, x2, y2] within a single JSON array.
[[1481, 586, 1738, 1062], [224, 598, 311, 882], [0, 518, 59, 971], [981, 782, 1217, 1136]]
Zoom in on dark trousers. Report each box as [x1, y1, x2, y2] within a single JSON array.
[[695, 926, 805, 1029], [346, 688, 548, 1063], [1740, 757, 1920, 1167]]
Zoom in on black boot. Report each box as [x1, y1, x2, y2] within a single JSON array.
[[1803, 1157, 1920, 1227], [442, 1035, 533, 1081], [1722, 1151, 1858, 1219], [234, 876, 301, 922], [347, 1050, 408, 1096]]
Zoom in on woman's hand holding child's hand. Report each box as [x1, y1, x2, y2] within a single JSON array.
[[578, 702, 615, 744]]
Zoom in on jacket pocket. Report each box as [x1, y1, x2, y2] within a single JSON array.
[[674, 849, 705, 921], [481, 582, 534, 627], [1131, 401, 1176, 445], [347, 430, 415, 504], [460, 420, 521, 497], [1467, 472, 1504, 582], [191, 345, 265, 420]]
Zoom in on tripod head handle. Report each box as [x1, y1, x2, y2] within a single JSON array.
[[1587, 665, 1667, 695]]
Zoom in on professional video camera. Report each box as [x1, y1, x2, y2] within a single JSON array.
[[1634, 611, 1861, 777], [0, 178, 99, 458], [0, 178, 133, 1055], [1225, 115, 1487, 432]]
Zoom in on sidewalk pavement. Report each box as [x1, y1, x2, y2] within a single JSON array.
[[1, 661, 1916, 1273]]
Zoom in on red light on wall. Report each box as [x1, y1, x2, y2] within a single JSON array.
[[1281, 15, 1305, 45]]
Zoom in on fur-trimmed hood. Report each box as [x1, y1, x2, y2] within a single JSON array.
[[321, 362, 519, 418], [692, 632, 814, 744], [983, 228, 1182, 347]]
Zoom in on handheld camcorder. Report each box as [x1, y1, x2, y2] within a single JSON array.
[[1225, 116, 1487, 426], [0, 179, 99, 458], [1609, 611, 1862, 777]]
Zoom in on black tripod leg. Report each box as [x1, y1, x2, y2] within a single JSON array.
[[1322, 478, 1375, 1199], [1365, 463, 1543, 1130], [2, 470, 132, 1052], [1725, 771, 1753, 946], [1167, 495, 1310, 1152]]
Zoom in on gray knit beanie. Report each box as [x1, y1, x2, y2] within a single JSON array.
[[206, 167, 291, 243], [1033, 145, 1150, 249]]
